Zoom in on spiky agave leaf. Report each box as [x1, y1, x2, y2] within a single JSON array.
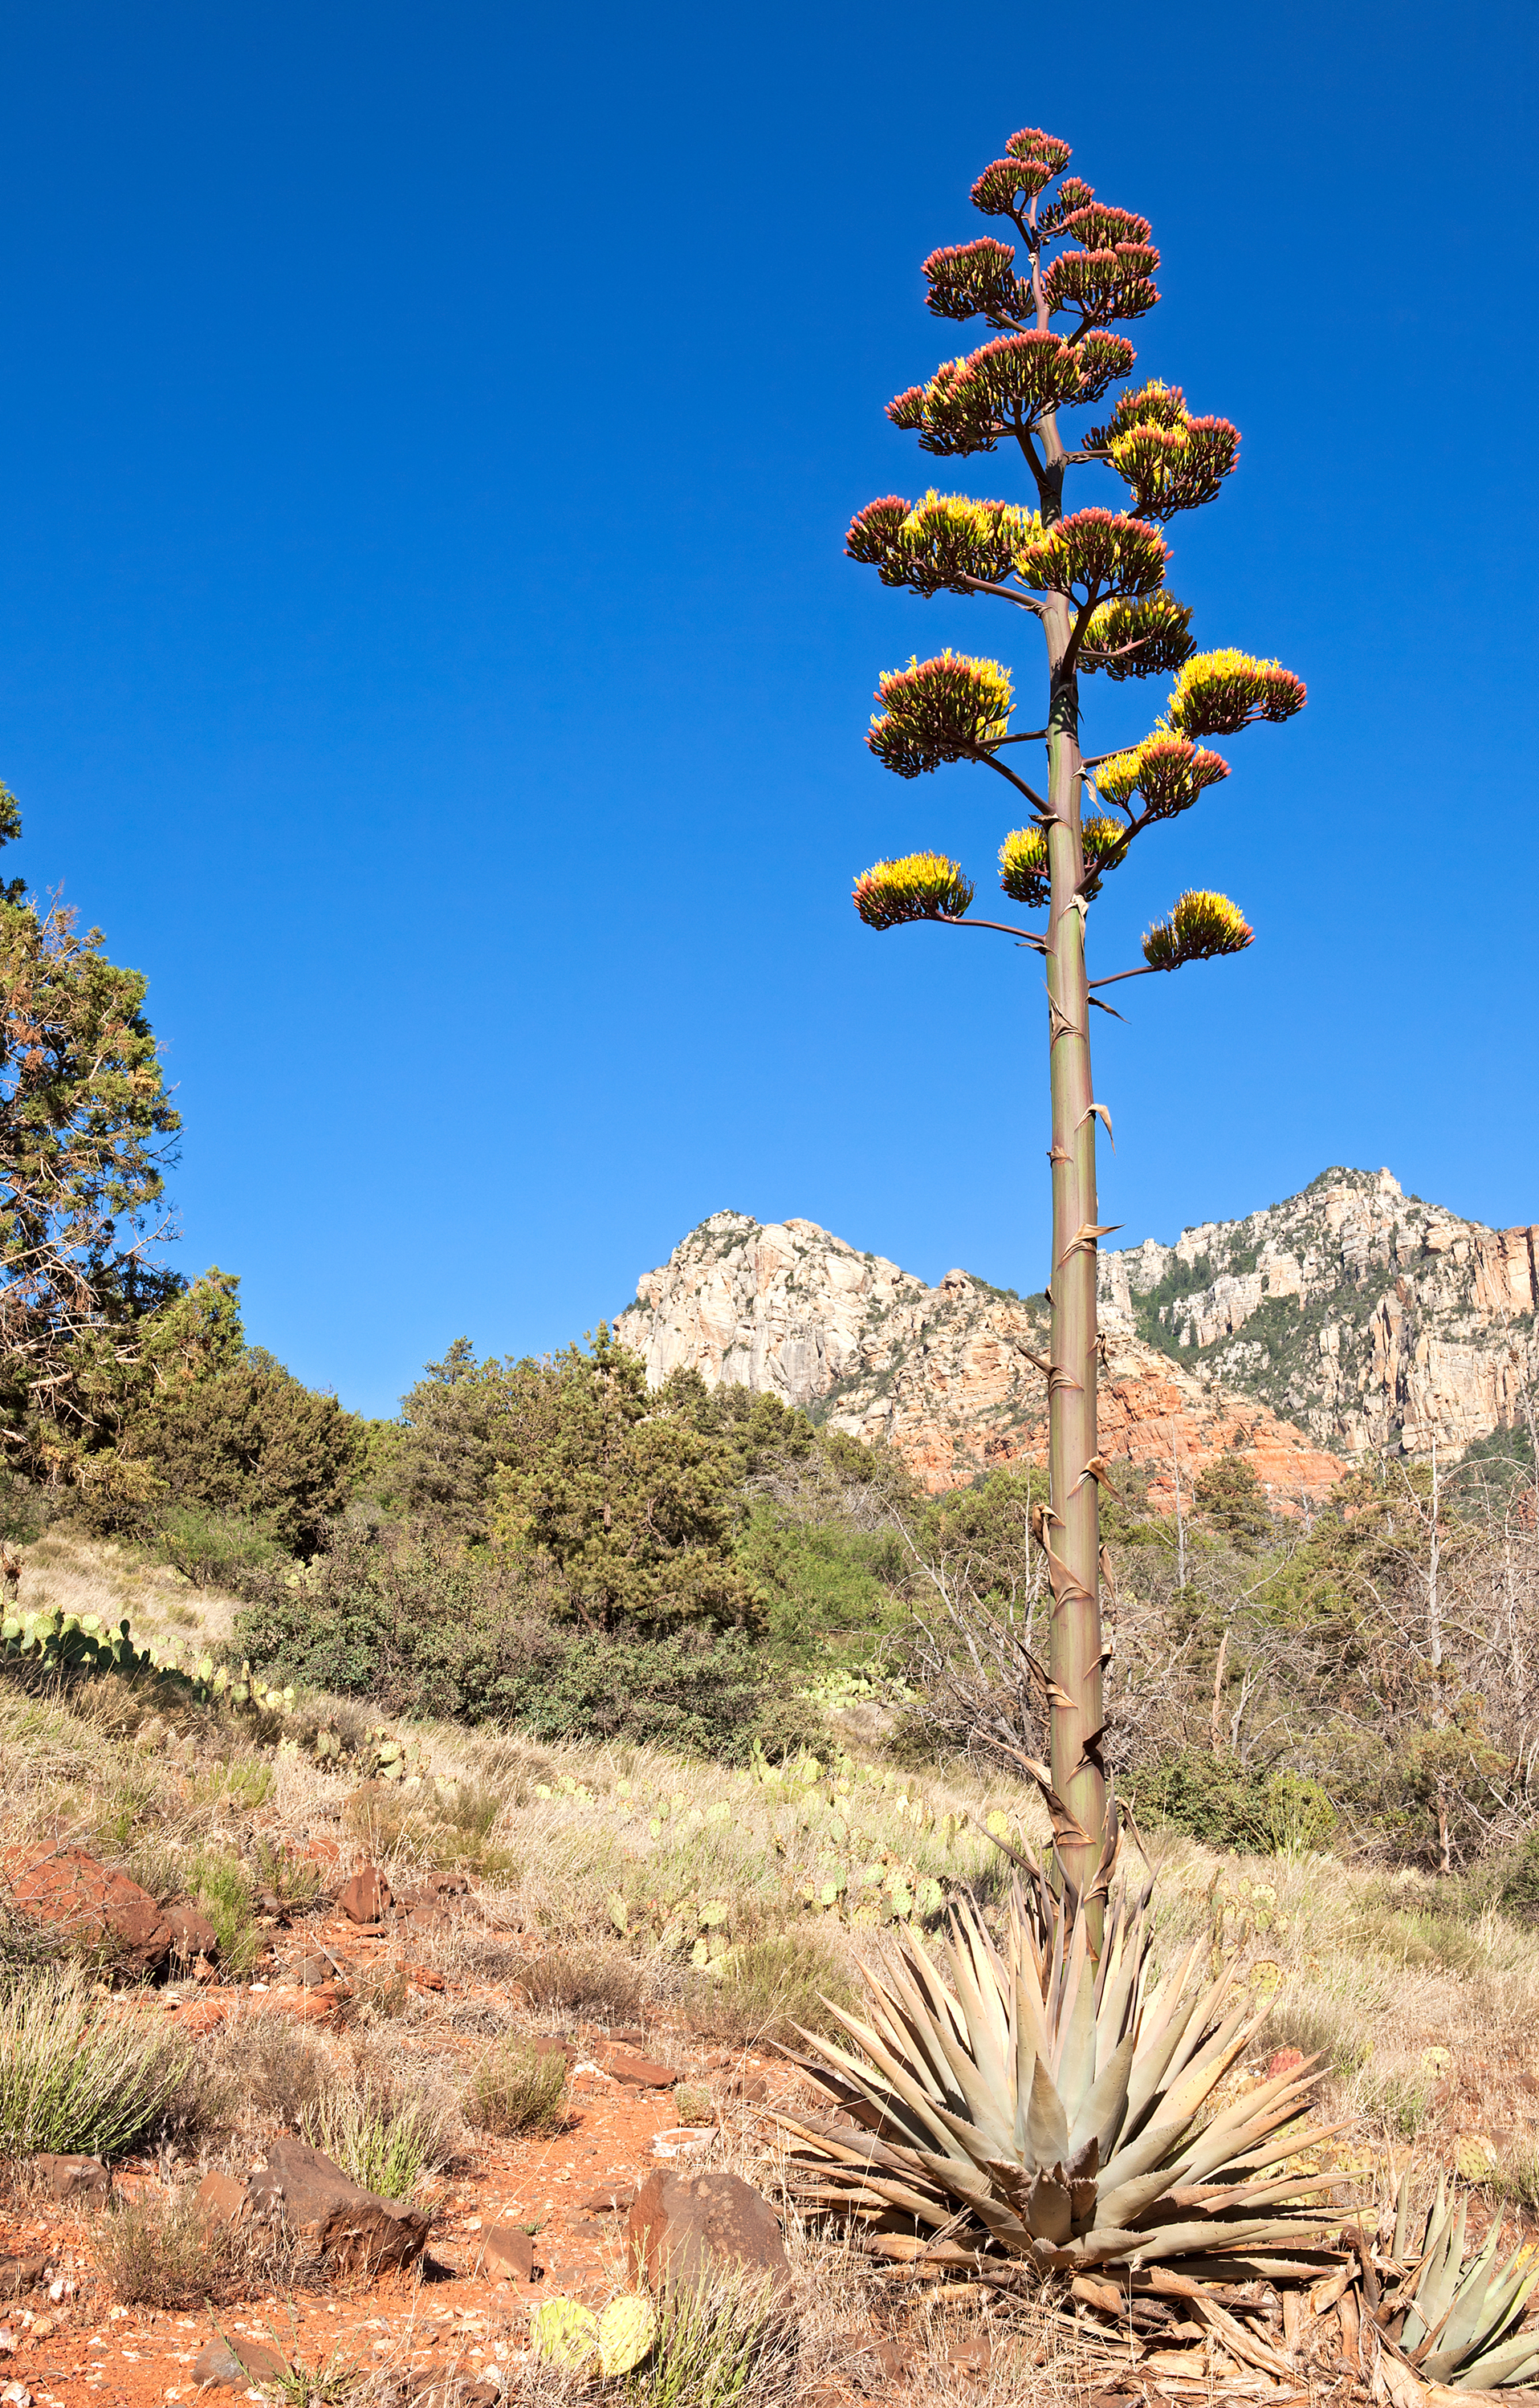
[[867, 651, 1014, 779], [853, 852, 975, 931], [776, 1879, 1348, 2278], [1142, 890, 1253, 970], [1374, 2173, 1539, 2390]]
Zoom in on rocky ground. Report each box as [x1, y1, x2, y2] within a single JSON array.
[[8, 1543, 1539, 2408]]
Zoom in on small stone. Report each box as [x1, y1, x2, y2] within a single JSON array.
[[482, 2226, 535, 2283], [339, 1864, 393, 1923], [606, 2048, 676, 2089], [945, 2340, 991, 2375], [25, 2321, 51, 2345], [165, 1903, 219, 1963], [31, 2155, 109, 2203], [1, 2382, 31, 2407], [190, 2340, 246, 2390], [580, 2186, 631, 2215], [194, 2171, 247, 2228]]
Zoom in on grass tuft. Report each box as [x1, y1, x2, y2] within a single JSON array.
[[0, 1965, 193, 2158], [468, 2036, 568, 2137], [523, 1941, 645, 2021], [94, 2182, 296, 2307], [628, 2263, 796, 2408], [298, 2078, 446, 2199], [686, 1932, 853, 2048]]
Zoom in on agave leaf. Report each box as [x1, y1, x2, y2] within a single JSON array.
[[1451, 2329, 1539, 2390], [1026, 2167, 1074, 2244], [1054, 1938, 1099, 2125], [1411, 2187, 1470, 2347], [1422, 2224, 1504, 2376], [1392, 2171, 1413, 2263], [1027, 2056, 1070, 2170], [1068, 2028, 1135, 2163]]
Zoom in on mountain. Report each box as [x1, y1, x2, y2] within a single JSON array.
[[1099, 1166, 1539, 1460], [613, 1170, 1539, 1502]]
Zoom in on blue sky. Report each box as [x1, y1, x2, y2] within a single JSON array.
[[1, 1, 1534, 1416]]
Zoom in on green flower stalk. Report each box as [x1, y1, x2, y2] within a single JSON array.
[[845, 126, 1305, 1925]]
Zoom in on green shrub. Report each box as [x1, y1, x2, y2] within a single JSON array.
[[468, 2038, 568, 2138], [1126, 1749, 1335, 1853], [298, 2085, 445, 2199], [236, 1527, 824, 1764], [153, 1505, 287, 1593], [0, 1966, 193, 2158], [1497, 1831, 1539, 1922]]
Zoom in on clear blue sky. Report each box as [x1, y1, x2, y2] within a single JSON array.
[[2, 2, 1534, 1416]]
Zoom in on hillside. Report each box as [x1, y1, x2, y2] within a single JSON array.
[[615, 1168, 1539, 1499]]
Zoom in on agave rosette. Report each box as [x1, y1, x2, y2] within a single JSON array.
[[1373, 2175, 1539, 2391], [777, 1881, 1346, 2278]]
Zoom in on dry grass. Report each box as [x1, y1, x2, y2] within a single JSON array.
[[523, 1942, 646, 2022], [468, 2036, 569, 2137], [94, 2179, 298, 2307]]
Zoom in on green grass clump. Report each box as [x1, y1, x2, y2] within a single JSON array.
[[0, 1965, 193, 2158], [468, 2037, 568, 2138], [628, 2264, 795, 2408], [298, 2082, 446, 2199]]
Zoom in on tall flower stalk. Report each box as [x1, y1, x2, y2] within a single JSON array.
[[848, 131, 1304, 1922]]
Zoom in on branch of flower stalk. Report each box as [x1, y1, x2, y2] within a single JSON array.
[[1086, 962, 1170, 989], [936, 914, 1048, 951], [955, 573, 1048, 614], [977, 753, 1049, 812]]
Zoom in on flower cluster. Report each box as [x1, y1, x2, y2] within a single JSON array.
[[888, 329, 1083, 455], [1016, 506, 1167, 601], [922, 238, 1032, 327], [1166, 649, 1307, 738], [845, 490, 1040, 597], [998, 824, 1048, 908], [1093, 732, 1230, 820], [1085, 381, 1240, 518], [997, 815, 1125, 908], [853, 851, 975, 929], [1142, 889, 1254, 970], [867, 651, 1014, 777], [1061, 201, 1152, 251], [971, 155, 1055, 215], [1041, 242, 1159, 327], [1079, 591, 1194, 681]]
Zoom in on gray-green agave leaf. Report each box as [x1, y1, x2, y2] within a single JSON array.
[[1378, 2174, 1539, 2390]]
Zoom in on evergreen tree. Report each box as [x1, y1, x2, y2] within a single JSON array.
[[845, 131, 1304, 1914]]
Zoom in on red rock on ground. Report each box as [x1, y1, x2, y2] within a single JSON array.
[[245, 2133, 430, 2274], [606, 2048, 675, 2088], [339, 1862, 393, 1922], [627, 2168, 792, 2299], [6, 1845, 172, 1972], [481, 2223, 537, 2282], [164, 1902, 219, 1963], [31, 2154, 111, 2203]]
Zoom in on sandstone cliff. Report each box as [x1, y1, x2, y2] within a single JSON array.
[[615, 1210, 1344, 1505], [1097, 1166, 1539, 1460]]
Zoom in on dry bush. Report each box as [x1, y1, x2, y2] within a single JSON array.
[[684, 1933, 853, 2049], [467, 2036, 568, 2137], [523, 1942, 644, 2022], [212, 2014, 329, 2126], [94, 2181, 297, 2307]]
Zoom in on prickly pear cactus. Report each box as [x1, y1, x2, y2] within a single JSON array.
[[597, 2293, 658, 2376], [529, 2298, 599, 2370]]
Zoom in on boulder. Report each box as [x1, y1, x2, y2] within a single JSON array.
[[339, 1864, 393, 1924], [31, 2154, 110, 2203], [245, 2134, 430, 2274], [6, 1848, 172, 1974], [627, 2169, 792, 2300], [482, 2223, 537, 2282], [165, 1903, 218, 1964], [194, 2170, 248, 2228]]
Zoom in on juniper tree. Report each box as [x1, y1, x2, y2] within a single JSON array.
[[846, 130, 1304, 1918]]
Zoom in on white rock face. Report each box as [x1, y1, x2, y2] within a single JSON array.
[[1096, 1166, 1539, 1458]]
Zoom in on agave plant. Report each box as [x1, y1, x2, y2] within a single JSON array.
[[1370, 2174, 1539, 2390], [777, 1878, 1346, 2278]]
